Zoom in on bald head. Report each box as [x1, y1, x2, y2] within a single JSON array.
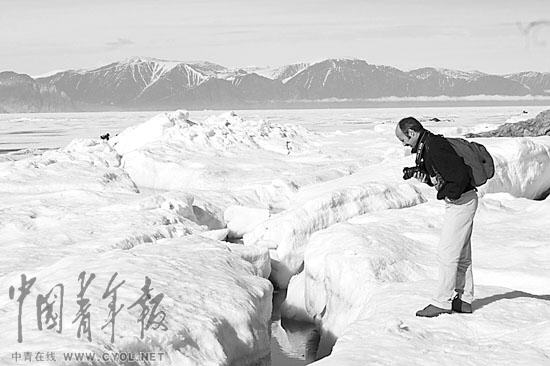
[[397, 117, 424, 135], [395, 117, 424, 147]]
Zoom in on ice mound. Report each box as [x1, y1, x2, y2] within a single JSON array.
[[112, 110, 313, 156], [0, 139, 133, 194], [480, 137, 550, 199], [111, 110, 192, 155], [244, 176, 426, 289], [61, 138, 122, 168], [0, 236, 273, 366], [285, 221, 430, 341], [112, 111, 327, 207]]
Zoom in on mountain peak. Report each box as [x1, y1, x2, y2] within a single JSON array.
[[123, 56, 180, 64], [506, 71, 549, 77], [435, 68, 486, 80], [117, 57, 227, 77], [182, 60, 227, 72], [320, 58, 366, 66], [0, 71, 34, 84], [117, 56, 183, 69]]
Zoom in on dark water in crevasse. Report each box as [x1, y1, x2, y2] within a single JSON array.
[[269, 290, 320, 366]]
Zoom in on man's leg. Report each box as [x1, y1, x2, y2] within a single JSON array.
[[433, 191, 477, 310], [457, 192, 477, 304], [455, 235, 474, 304], [452, 235, 475, 313]]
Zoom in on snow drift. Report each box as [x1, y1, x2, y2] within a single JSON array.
[[0, 237, 273, 366]]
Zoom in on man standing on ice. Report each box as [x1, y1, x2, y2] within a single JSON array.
[[395, 117, 478, 317]]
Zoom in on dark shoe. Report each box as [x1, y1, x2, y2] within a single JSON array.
[[416, 304, 452, 317], [452, 297, 472, 313]]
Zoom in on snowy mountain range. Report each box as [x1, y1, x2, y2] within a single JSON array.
[[1, 57, 549, 112]]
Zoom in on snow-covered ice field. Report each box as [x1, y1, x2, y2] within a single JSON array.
[[0, 106, 549, 365]]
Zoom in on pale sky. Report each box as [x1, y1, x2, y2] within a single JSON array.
[[1, 0, 549, 76]]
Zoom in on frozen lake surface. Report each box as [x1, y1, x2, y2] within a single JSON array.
[[1, 106, 545, 153]]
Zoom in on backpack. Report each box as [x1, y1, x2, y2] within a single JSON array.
[[446, 137, 495, 187]]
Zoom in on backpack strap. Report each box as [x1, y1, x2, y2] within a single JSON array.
[[415, 134, 428, 166]]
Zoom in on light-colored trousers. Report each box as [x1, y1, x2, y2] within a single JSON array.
[[433, 189, 478, 309]]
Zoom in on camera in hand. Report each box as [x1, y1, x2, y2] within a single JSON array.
[[402, 166, 423, 180]]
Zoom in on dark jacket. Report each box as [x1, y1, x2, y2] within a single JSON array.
[[413, 130, 473, 200]]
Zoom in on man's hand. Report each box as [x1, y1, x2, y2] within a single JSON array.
[[413, 171, 429, 183]]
